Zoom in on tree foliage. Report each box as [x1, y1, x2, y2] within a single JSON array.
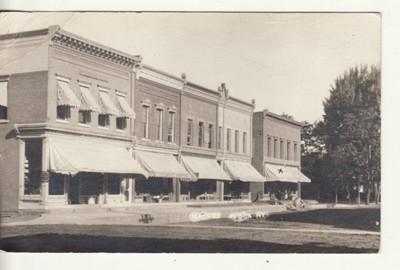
[[302, 65, 381, 203]]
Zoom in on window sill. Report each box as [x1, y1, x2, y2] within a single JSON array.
[[0, 119, 9, 124], [56, 119, 71, 124], [116, 128, 127, 133], [78, 123, 91, 128], [98, 126, 110, 130]]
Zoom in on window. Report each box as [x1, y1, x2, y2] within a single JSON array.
[[274, 138, 278, 158], [57, 105, 71, 121], [156, 109, 163, 141], [49, 173, 65, 195], [234, 130, 239, 153], [187, 119, 193, 146], [107, 174, 121, 195], [116, 117, 127, 130], [142, 105, 150, 138], [280, 140, 284, 159], [198, 121, 204, 147], [287, 141, 291, 160], [0, 81, 8, 120], [24, 140, 42, 195], [208, 124, 213, 149], [267, 137, 271, 157], [78, 110, 91, 124], [226, 128, 231, 151], [243, 132, 247, 153], [167, 111, 175, 143], [217, 126, 222, 149], [294, 143, 298, 161], [98, 114, 110, 127]]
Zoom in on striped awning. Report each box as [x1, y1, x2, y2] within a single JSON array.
[[99, 91, 119, 115], [116, 95, 135, 118], [79, 85, 100, 112], [264, 164, 311, 183], [0, 81, 7, 107], [57, 80, 80, 107]]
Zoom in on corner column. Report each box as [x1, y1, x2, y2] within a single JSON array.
[[40, 137, 49, 205], [173, 178, 181, 202], [216, 180, 224, 201]]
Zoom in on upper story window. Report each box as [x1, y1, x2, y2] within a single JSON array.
[[78, 110, 91, 124], [56, 78, 80, 121], [187, 119, 194, 146], [98, 89, 119, 128], [198, 121, 204, 147], [294, 143, 298, 161], [142, 105, 150, 138], [267, 136, 271, 157], [155, 108, 164, 141], [280, 140, 284, 159], [274, 138, 278, 158], [78, 83, 100, 125], [234, 130, 239, 153], [167, 111, 175, 143], [243, 132, 247, 154], [98, 114, 110, 127], [287, 141, 291, 160], [116, 117, 127, 130], [116, 93, 134, 131], [0, 81, 8, 120], [217, 126, 222, 150], [226, 128, 231, 151], [208, 124, 213, 149]]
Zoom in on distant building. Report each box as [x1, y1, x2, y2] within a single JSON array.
[[252, 110, 311, 200]]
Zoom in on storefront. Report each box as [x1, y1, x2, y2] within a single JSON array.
[[38, 134, 147, 207], [134, 150, 194, 203], [180, 155, 231, 201], [222, 159, 266, 201], [264, 163, 311, 200]]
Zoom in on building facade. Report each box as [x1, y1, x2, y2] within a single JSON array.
[[252, 110, 311, 199], [0, 26, 270, 212]]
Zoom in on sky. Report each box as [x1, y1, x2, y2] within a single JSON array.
[[0, 12, 380, 123]]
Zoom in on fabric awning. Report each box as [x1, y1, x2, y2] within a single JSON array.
[[80, 86, 100, 112], [48, 136, 148, 177], [99, 91, 119, 115], [264, 163, 311, 183], [222, 160, 265, 182], [116, 95, 136, 118], [57, 80, 81, 107], [135, 150, 194, 180], [181, 155, 231, 180], [0, 81, 7, 107]]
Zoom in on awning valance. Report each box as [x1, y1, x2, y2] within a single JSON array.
[[223, 160, 265, 182], [80, 86, 100, 112], [135, 150, 194, 180], [264, 164, 311, 183], [99, 91, 119, 115], [48, 136, 147, 177], [57, 80, 81, 107], [117, 95, 136, 118], [181, 155, 231, 181]]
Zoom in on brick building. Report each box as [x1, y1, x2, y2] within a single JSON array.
[[0, 26, 269, 212], [252, 110, 311, 200]]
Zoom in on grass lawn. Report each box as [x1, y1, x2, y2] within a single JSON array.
[[196, 207, 381, 232]]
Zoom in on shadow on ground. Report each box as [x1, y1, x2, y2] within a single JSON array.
[[266, 208, 380, 232], [0, 233, 378, 253]]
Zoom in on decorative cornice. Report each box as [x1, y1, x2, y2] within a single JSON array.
[[51, 30, 142, 69]]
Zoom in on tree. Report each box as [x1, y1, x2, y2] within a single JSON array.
[[320, 65, 381, 204]]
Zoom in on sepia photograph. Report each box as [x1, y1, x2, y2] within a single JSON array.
[[0, 11, 381, 255]]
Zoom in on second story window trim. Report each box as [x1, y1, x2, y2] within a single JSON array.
[[141, 103, 150, 139], [226, 128, 232, 152], [187, 118, 194, 146], [243, 131, 247, 154], [234, 130, 239, 153], [167, 110, 175, 143], [98, 87, 119, 128], [155, 108, 164, 141]]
